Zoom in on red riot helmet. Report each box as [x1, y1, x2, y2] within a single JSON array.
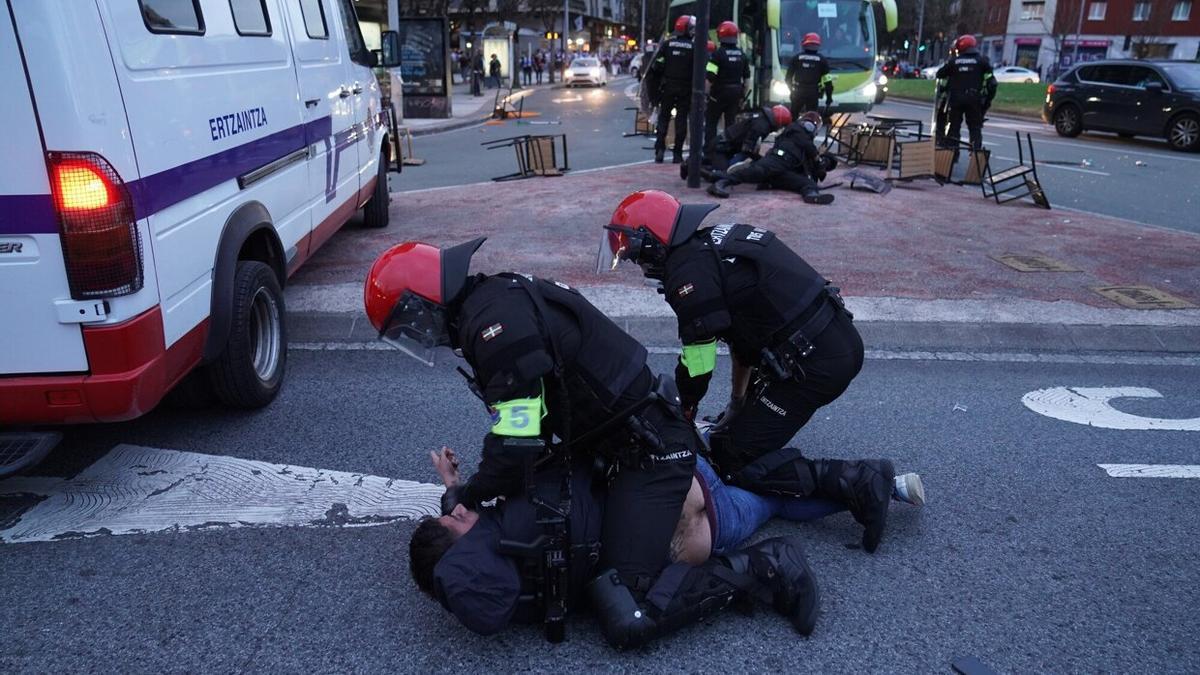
[[674, 15, 696, 35], [599, 190, 718, 280], [717, 21, 739, 44], [955, 34, 978, 52], [802, 32, 822, 49], [771, 104, 793, 128], [363, 238, 485, 365]]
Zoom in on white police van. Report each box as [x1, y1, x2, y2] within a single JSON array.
[[0, 0, 401, 425]]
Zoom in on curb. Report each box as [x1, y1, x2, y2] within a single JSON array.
[[886, 95, 1044, 122], [404, 85, 552, 137], [286, 311, 1200, 356]]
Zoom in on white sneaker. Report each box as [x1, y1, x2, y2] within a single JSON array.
[[892, 473, 925, 506]]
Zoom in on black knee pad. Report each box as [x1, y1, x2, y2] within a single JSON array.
[[588, 570, 657, 649]]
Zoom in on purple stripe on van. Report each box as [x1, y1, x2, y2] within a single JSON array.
[[0, 194, 57, 236], [127, 115, 334, 220]]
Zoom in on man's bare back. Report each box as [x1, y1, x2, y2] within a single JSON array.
[[670, 476, 713, 565]]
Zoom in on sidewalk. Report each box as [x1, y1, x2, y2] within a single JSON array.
[[288, 161, 1200, 353], [400, 79, 555, 136]]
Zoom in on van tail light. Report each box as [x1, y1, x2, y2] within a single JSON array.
[[1046, 84, 1056, 96], [47, 152, 143, 300]]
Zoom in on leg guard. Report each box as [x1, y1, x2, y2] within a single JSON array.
[[588, 562, 740, 649], [722, 536, 820, 635]]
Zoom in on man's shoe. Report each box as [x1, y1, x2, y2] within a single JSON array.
[[893, 473, 926, 506], [813, 459, 894, 553], [654, 148, 665, 163], [725, 536, 820, 636], [679, 162, 688, 180], [802, 191, 835, 205], [672, 150, 684, 164], [707, 179, 732, 198]]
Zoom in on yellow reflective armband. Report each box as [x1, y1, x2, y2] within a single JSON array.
[[706, 61, 719, 75], [491, 394, 545, 437], [680, 340, 718, 377]]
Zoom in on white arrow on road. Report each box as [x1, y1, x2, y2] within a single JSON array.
[[0, 445, 443, 544], [1021, 387, 1200, 431]]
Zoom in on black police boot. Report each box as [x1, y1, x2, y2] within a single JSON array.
[[672, 150, 684, 164], [654, 147, 665, 163], [679, 162, 688, 180], [589, 563, 740, 649], [811, 458, 894, 553], [700, 166, 716, 182], [802, 190, 835, 205], [722, 536, 820, 636], [707, 179, 733, 198]]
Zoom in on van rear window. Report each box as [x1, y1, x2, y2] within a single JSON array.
[[140, 0, 205, 35], [230, 0, 271, 36], [299, 0, 329, 39]]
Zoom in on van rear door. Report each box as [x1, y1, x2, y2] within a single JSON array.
[[0, 10, 88, 376]]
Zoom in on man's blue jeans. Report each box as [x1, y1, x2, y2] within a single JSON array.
[[695, 455, 845, 556]]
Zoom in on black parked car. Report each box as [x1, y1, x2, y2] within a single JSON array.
[[1043, 60, 1200, 151]]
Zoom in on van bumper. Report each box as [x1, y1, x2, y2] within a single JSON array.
[[0, 308, 206, 425]]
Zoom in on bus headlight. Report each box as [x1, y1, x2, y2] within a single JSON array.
[[864, 82, 878, 99], [771, 79, 790, 99], [877, 74, 889, 86]]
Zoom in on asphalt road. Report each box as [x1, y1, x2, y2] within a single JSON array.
[[3, 347, 1198, 673], [871, 98, 1200, 234]]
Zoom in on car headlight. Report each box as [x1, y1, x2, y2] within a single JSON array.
[[771, 79, 791, 99], [865, 82, 878, 98], [877, 74, 889, 86]]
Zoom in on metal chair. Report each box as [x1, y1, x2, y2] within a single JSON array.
[[981, 132, 1050, 208]]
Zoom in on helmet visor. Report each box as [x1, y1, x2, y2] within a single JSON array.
[[379, 291, 451, 367], [595, 225, 639, 274]]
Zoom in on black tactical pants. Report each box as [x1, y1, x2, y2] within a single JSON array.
[[708, 309, 863, 481], [599, 400, 698, 591], [732, 154, 820, 194], [656, 83, 692, 152], [789, 89, 820, 117], [946, 99, 984, 150], [704, 88, 742, 156]]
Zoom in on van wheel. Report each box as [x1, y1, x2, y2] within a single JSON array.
[[208, 261, 286, 409], [362, 146, 390, 228], [1166, 113, 1200, 152], [1053, 104, 1082, 137]]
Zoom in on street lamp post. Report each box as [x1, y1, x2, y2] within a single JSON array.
[[640, 0, 645, 54], [1071, 0, 1086, 66], [686, 0, 710, 188]]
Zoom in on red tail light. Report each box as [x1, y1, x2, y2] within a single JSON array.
[[47, 152, 143, 300], [1046, 84, 1056, 96]]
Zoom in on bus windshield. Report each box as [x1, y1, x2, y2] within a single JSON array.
[[779, 0, 874, 70]]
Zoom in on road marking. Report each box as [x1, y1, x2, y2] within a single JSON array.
[[990, 155, 1110, 176], [0, 445, 443, 544], [1022, 387, 1200, 431], [552, 95, 584, 103], [1098, 464, 1200, 478]]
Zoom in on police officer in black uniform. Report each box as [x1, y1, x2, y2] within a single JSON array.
[[935, 34, 997, 151], [709, 111, 835, 204], [366, 238, 818, 648], [601, 191, 895, 553], [647, 15, 696, 164], [702, 104, 793, 173], [703, 21, 750, 159], [785, 32, 833, 117]]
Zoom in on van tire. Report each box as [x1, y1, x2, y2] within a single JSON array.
[[362, 147, 390, 228], [207, 261, 286, 409]]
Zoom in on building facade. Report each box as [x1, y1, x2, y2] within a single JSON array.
[[980, 0, 1198, 79]]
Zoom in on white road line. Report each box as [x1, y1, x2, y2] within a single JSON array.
[[290, 342, 1200, 367], [990, 155, 1111, 176], [1022, 386, 1200, 431], [1097, 464, 1200, 478], [0, 445, 443, 544]]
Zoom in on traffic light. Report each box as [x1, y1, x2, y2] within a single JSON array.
[[903, 39, 910, 49], [918, 43, 926, 52]]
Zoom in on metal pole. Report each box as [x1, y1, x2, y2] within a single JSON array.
[[914, 0, 925, 66], [639, 0, 645, 53], [687, 0, 709, 188], [563, 0, 569, 57], [1071, 0, 1085, 66]]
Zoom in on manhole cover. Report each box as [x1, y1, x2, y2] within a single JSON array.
[[990, 254, 1081, 272], [1092, 285, 1197, 309], [0, 432, 61, 477]]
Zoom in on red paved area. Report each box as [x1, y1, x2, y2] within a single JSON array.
[[294, 163, 1200, 308]]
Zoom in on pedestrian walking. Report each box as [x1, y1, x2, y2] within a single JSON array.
[[534, 51, 545, 84]]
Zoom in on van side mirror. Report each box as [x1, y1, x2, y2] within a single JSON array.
[[380, 30, 402, 68]]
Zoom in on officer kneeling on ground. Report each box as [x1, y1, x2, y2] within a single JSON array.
[[709, 111, 836, 205], [599, 191, 901, 553], [935, 34, 996, 152], [365, 239, 819, 648], [692, 104, 793, 178]]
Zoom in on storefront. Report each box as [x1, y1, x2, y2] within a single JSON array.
[[1058, 39, 1110, 69], [1013, 37, 1041, 70]]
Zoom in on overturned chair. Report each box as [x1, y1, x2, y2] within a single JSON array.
[[981, 132, 1050, 208], [482, 134, 570, 181]]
